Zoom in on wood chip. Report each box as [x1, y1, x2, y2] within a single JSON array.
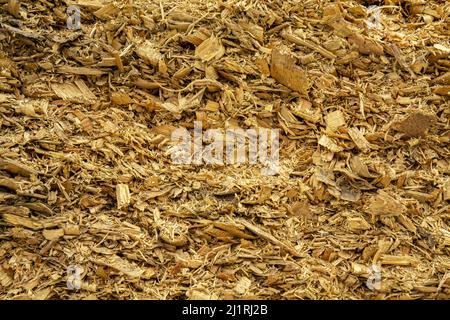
[[195, 35, 225, 62], [42, 228, 64, 241], [270, 49, 309, 95], [240, 220, 303, 257], [393, 112, 436, 138], [116, 184, 131, 209], [282, 30, 336, 59], [325, 110, 346, 132], [57, 66, 105, 76], [0, 159, 38, 177], [318, 135, 343, 152], [92, 255, 144, 278], [366, 191, 406, 216], [135, 41, 163, 66], [348, 127, 370, 152], [51, 80, 96, 103]]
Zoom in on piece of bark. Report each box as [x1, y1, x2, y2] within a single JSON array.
[[393, 112, 436, 138], [0, 159, 38, 177]]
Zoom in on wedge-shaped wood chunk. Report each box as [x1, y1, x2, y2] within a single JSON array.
[[347, 216, 371, 232], [270, 49, 309, 95]]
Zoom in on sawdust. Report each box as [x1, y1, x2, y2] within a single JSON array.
[[0, 0, 449, 300]]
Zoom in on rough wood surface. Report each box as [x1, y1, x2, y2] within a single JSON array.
[[0, 0, 449, 300]]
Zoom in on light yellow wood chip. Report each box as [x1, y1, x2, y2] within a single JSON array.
[[195, 35, 225, 62], [270, 49, 309, 95], [42, 228, 64, 241], [135, 41, 163, 66], [325, 110, 346, 131], [348, 127, 370, 152], [234, 276, 251, 295], [366, 191, 406, 216], [116, 184, 131, 209], [318, 135, 343, 152]]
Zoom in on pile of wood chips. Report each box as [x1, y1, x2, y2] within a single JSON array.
[[0, 0, 449, 299]]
